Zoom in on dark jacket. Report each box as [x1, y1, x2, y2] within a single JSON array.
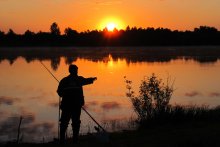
[[57, 75, 95, 110]]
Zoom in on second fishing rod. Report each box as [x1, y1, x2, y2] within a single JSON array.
[[40, 61, 107, 134]]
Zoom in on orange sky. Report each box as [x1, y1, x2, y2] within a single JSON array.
[[0, 0, 220, 34]]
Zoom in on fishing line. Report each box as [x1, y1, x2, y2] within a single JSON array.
[[40, 61, 61, 139]]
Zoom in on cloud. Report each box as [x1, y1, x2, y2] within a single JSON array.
[[185, 91, 201, 97], [29, 90, 56, 100], [185, 91, 220, 98], [76, 0, 123, 6], [16, 107, 37, 122], [0, 114, 35, 136], [86, 101, 99, 106], [22, 114, 35, 125], [48, 102, 59, 108], [209, 92, 220, 97], [25, 89, 58, 107], [95, 0, 123, 6], [0, 116, 20, 136], [83, 101, 99, 109], [0, 111, 7, 116], [101, 101, 121, 110], [101, 116, 128, 122], [23, 122, 55, 135], [18, 121, 55, 142], [82, 101, 100, 114], [89, 92, 124, 98], [0, 96, 21, 105], [0, 113, 55, 142]]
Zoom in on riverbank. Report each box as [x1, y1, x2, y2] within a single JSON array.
[[2, 119, 220, 147]]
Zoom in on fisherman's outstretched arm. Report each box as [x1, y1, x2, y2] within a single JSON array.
[[80, 77, 97, 85]]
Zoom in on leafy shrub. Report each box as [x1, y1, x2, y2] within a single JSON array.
[[125, 73, 174, 122]]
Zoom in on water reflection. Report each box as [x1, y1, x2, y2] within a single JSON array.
[[1, 47, 220, 70], [0, 114, 55, 142], [0, 47, 220, 143]]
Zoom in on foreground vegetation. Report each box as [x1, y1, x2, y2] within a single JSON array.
[[2, 107, 220, 147]]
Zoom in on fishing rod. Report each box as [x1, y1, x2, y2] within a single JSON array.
[[39, 61, 107, 133], [40, 61, 61, 139]]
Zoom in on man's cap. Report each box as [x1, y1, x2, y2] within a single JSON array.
[[69, 64, 78, 73]]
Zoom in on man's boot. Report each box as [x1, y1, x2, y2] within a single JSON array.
[[60, 125, 67, 145], [72, 123, 80, 143]]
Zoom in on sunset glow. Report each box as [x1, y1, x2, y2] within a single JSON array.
[[106, 23, 117, 31], [0, 1, 220, 33], [99, 17, 125, 31]]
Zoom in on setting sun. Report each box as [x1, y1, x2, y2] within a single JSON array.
[[99, 17, 125, 31], [106, 23, 116, 31]]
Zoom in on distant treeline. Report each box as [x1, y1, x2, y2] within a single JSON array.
[[0, 22, 220, 46]]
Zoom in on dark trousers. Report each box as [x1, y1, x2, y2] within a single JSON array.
[[60, 106, 81, 144]]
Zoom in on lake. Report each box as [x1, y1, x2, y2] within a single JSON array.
[[0, 46, 220, 142]]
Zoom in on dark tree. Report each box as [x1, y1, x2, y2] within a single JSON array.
[[50, 22, 61, 36], [0, 30, 5, 45], [194, 26, 218, 33], [126, 25, 131, 31], [0, 30, 5, 36], [24, 30, 35, 36], [0, 23, 219, 46], [64, 27, 78, 37], [7, 29, 16, 36]]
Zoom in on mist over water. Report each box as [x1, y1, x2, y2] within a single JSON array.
[[0, 46, 220, 143]]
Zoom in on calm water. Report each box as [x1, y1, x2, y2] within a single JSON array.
[[0, 46, 220, 142]]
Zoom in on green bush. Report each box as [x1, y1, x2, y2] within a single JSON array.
[[125, 73, 174, 122]]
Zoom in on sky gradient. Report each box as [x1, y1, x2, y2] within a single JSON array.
[[0, 0, 220, 34]]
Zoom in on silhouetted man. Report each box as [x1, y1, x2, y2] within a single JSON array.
[[57, 64, 97, 144]]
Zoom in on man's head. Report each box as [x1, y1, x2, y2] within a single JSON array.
[[69, 64, 78, 75]]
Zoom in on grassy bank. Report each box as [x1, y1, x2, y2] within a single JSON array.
[[3, 121, 220, 147], [2, 105, 220, 147]]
